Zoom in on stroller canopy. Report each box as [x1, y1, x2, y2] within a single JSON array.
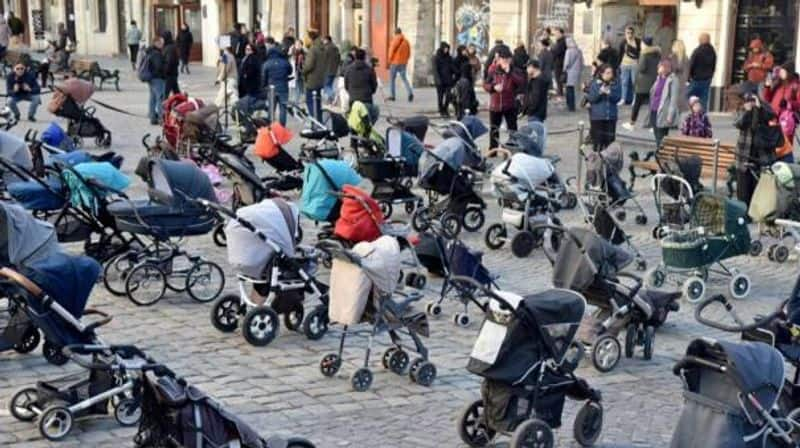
[[552, 228, 633, 292], [225, 199, 298, 278], [585, 142, 623, 187], [423, 135, 482, 173], [300, 159, 362, 222], [491, 153, 554, 197], [56, 78, 94, 104], [442, 116, 488, 151], [505, 124, 543, 157], [387, 129, 424, 175], [0, 202, 59, 267], [0, 131, 32, 182], [63, 162, 131, 209], [149, 159, 218, 207], [23, 252, 101, 318]]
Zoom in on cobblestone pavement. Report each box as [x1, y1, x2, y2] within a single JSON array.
[[0, 56, 794, 447]]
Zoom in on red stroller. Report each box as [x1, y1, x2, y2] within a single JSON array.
[[161, 93, 205, 149]]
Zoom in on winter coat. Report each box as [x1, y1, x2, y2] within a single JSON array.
[[618, 38, 641, 66], [735, 104, 779, 169], [454, 54, 471, 81], [522, 76, 548, 121], [596, 47, 619, 71], [161, 32, 179, 77], [680, 112, 713, 138], [145, 47, 165, 80], [232, 33, 247, 61], [586, 79, 622, 121], [344, 60, 377, 104], [743, 39, 774, 84], [669, 54, 690, 112], [512, 47, 529, 71], [454, 76, 479, 118], [6, 70, 41, 99], [433, 50, 457, 87], [538, 48, 554, 84], [177, 28, 194, 62], [302, 38, 327, 90], [126, 27, 142, 46], [238, 54, 262, 97], [764, 79, 800, 124], [262, 48, 292, 94], [322, 42, 341, 77], [483, 64, 525, 112], [651, 74, 680, 129], [468, 54, 482, 80], [636, 45, 661, 94], [551, 37, 567, 73], [563, 44, 584, 87], [388, 34, 411, 65], [689, 43, 716, 82]]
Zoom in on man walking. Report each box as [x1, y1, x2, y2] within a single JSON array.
[[551, 28, 567, 97], [302, 29, 326, 121], [688, 33, 717, 111], [126, 21, 142, 70], [143, 37, 166, 125], [387, 28, 414, 102], [321, 36, 341, 104]]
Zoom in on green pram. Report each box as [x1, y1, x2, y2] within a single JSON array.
[[645, 193, 752, 303]]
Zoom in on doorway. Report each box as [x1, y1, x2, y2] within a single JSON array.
[[182, 3, 203, 61], [309, 0, 329, 37], [64, 0, 76, 42], [219, 0, 237, 35]]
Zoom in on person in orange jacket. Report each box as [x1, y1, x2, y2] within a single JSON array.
[[387, 27, 414, 102], [743, 38, 774, 86]]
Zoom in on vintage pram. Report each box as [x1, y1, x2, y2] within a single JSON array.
[[202, 197, 330, 346], [580, 143, 648, 226], [748, 161, 800, 263], [645, 193, 752, 303], [47, 78, 112, 147], [550, 226, 681, 372], [320, 235, 435, 392], [104, 159, 226, 306], [455, 278, 604, 448], [483, 150, 563, 258]]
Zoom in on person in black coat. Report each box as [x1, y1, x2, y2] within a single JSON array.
[[453, 63, 478, 120], [454, 45, 471, 80], [522, 60, 548, 123], [177, 23, 193, 74], [594, 38, 619, 76], [551, 28, 567, 96], [734, 94, 779, 204], [238, 43, 263, 100], [344, 48, 377, 108], [512, 43, 529, 71], [161, 30, 180, 96], [537, 38, 554, 87], [433, 42, 457, 117]]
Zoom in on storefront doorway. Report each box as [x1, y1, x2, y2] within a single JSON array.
[[731, 0, 799, 84], [309, 0, 329, 37], [152, 2, 203, 62]]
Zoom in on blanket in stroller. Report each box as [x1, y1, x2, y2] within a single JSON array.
[[300, 159, 362, 222], [491, 153, 554, 201], [62, 162, 130, 210], [22, 252, 100, 319], [329, 236, 401, 325], [0, 202, 60, 267], [225, 199, 298, 278]]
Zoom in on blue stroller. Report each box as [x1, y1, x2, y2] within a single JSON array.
[[300, 158, 363, 224], [105, 159, 226, 306]]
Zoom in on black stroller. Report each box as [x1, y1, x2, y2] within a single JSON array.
[[47, 78, 112, 147], [455, 279, 603, 448]]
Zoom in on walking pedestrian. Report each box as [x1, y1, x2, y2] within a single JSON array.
[[6, 62, 41, 122], [743, 38, 774, 93], [537, 38, 554, 87], [563, 37, 584, 112], [433, 42, 457, 117], [764, 62, 800, 162], [551, 28, 567, 97], [484, 47, 525, 149], [161, 31, 180, 96], [344, 48, 377, 109], [126, 21, 142, 71], [586, 64, 622, 152], [387, 28, 414, 102], [668, 39, 690, 112], [302, 29, 326, 122], [688, 33, 717, 111], [681, 96, 713, 138], [322, 36, 341, 104], [177, 23, 194, 74], [262, 45, 292, 125], [215, 46, 238, 109], [734, 93, 780, 204], [290, 40, 305, 104], [144, 37, 166, 125], [618, 27, 642, 105], [623, 37, 660, 130], [650, 60, 680, 149]]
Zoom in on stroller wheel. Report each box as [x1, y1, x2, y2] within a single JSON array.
[[457, 400, 496, 447], [484, 223, 507, 250], [729, 273, 752, 300], [405, 201, 417, 215], [749, 240, 763, 257], [38, 403, 74, 441], [644, 267, 666, 289], [774, 245, 790, 263], [320, 353, 342, 377], [635, 259, 647, 272], [114, 398, 142, 426], [350, 368, 373, 392], [426, 301, 443, 317], [382, 348, 410, 374], [103, 251, 138, 296], [185, 261, 225, 303], [303, 305, 329, 340], [573, 401, 604, 447], [682, 276, 706, 303], [210, 294, 243, 333], [13, 326, 40, 354], [212, 224, 227, 247], [510, 418, 554, 448], [379, 201, 393, 219], [283, 306, 305, 332], [405, 273, 427, 290], [624, 324, 637, 359], [565, 192, 578, 210], [242, 306, 279, 347], [409, 359, 437, 386], [510, 231, 536, 258], [42, 340, 69, 366], [591, 335, 621, 373], [9, 386, 40, 422], [125, 263, 167, 306], [411, 208, 431, 232], [615, 210, 626, 222], [462, 208, 485, 232], [642, 326, 655, 360], [453, 313, 471, 328], [441, 213, 462, 239], [635, 214, 648, 225]]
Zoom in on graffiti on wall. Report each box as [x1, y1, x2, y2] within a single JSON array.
[[455, 1, 490, 56]]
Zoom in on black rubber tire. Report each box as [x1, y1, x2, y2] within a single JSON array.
[[379, 201, 393, 219], [510, 231, 536, 258], [283, 306, 305, 332], [457, 400, 496, 448], [624, 324, 636, 359], [303, 305, 329, 340], [441, 213, 462, 239], [643, 326, 655, 360], [185, 261, 225, 303], [462, 208, 485, 232], [573, 401, 604, 447], [509, 418, 554, 448], [242, 306, 279, 347], [42, 340, 69, 366], [484, 223, 507, 250], [210, 294, 242, 333], [320, 353, 342, 377], [13, 326, 40, 354]]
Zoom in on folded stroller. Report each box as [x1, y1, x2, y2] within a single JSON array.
[[204, 198, 330, 346], [456, 280, 603, 448], [748, 161, 800, 263], [552, 227, 680, 372], [321, 236, 434, 391], [105, 160, 225, 306], [47, 78, 111, 147], [580, 143, 647, 226], [646, 193, 752, 303]]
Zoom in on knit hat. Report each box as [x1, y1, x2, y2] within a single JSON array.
[[688, 96, 700, 107]]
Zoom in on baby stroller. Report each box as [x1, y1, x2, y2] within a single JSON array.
[[105, 159, 225, 306], [587, 203, 648, 271], [204, 198, 330, 346], [0, 130, 32, 190], [135, 363, 316, 448], [289, 104, 351, 163], [651, 173, 696, 240], [320, 236, 434, 391], [47, 78, 112, 147], [551, 227, 680, 372], [162, 93, 206, 149], [347, 100, 386, 158], [580, 143, 647, 226], [253, 122, 304, 192], [645, 193, 752, 303], [455, 279, 604, 448], [300, 158, 362, 225], [484, 150, 563, 258], [748, 161, 800, 263]]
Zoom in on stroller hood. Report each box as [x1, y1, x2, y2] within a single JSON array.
[[23, 252, 100, 318], [585, 143, 624, 186], [0, 202, 60, 267], [225, 199, 298, 278], [300, 159, 361, 222], [56, 78, 94, 104], [423, 136, 482, 173], [149, 159, 218, 207], [442, 116, 488, 150], [63, 162, 131, 209], [41, 122, 74, 151], [491, 153, 554, 197], [553, 228, 633, 292], [505, 124, 542, 157], [386, 129, 424, 175], [0, 131, 32, 182]]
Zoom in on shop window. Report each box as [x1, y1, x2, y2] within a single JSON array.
[[732, 0, 799, 84]]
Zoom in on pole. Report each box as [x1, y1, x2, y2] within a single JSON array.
[[312, 90, 320, 126], [268, 85, 276, 123], [712, 138, 720, 194], [222, 52, 229, 130], [577, 121, 585, 194]]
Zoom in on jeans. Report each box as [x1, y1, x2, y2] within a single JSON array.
[[620, 64, 637, 105], [779, 152, 795, 163], [8, 93, 41, 119], [293, 76, 305, 104], [148, 78, 166, 122], [565, 86, 576, 111], [129, 44, 139, 67], [526, 117, 547, 155], [305, 87, 322, 123], [323, 75, 336, 102], [273, 90, 289, 126], [688, 79, 712, 111], [489, 108, 518, 149], [389, 64, 413, 99]]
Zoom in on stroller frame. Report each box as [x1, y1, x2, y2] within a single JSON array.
[[651, 173, 695, 239], [578, 147, 648, 227]]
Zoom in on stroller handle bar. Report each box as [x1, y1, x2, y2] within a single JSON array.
[[673, 355, 727, 376], [448, 276, 516, 315], [694, 294, 787, 333], [62, 343, 177, 376]]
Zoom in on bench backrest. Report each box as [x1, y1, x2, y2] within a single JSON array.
[[70, 59, 99, 73], [5, 50, 30, 66], [658, 136, 736, 178]]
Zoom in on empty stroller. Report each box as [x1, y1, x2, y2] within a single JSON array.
[[105, 159, 225, 306], [551, 227, 680, 372], [455, 279, 604, 448], [320, 236, 434, 391], [484, 150, 562, 258], [651, 173, 696, 240], [205, 198, 330, 346], [580, 143, 647, 226], [300, 158, 362, 224], [253, 122, 304, 192], [47, 78, 111, 147], [748, 161, 800, 263], [645, 193, 752, 303], [162, 93, 206, 149]]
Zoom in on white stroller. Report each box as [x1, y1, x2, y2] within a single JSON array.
[[748, 161, 800, 263]]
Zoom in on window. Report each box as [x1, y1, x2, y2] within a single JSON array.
[[95, 0, 107, 33]]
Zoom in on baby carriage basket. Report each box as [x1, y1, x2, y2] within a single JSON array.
[[645, 193, 752, 303], [748, 161, 800, 263], [670, 338, 797, 448], [320, 235, 435, 392], [455, 279, 604, 448], [47, 78, 112, 147], [8, 343, 157, 441], [580, 143, 647, 226], [105, 159, 226, 306], [135, 363, 316, 448], [204, 198, 330, 346], [253, 122, 304, 192], [484, 150, 563, 258], [551, 226, 680, 372]]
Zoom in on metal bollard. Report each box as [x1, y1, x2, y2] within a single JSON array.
[[268, 85, 276, 123], [711, 139, 720, 194], [312, 90, 320, 125], [577, 121, 585, 194]]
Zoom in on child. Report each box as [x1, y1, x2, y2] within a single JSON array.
[[680, 96, 713, 138]]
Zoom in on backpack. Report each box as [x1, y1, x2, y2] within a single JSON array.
[[137, 49, 152, 82]]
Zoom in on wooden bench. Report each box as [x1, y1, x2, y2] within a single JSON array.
[[69, 58, 120, 91], [629, 135, 737, 189], [1, 50, 55, 87]]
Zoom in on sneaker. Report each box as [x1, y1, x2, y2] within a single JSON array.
[[621, 122, 634, 131], [408, 94, 414, 102], [386, 96, 396, 102], [617, 99, 625, 106]]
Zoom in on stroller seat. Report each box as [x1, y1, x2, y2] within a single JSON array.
[[300, 129, 334, 140], [108, 199, 217, 237], [641, 289, 682, 308]]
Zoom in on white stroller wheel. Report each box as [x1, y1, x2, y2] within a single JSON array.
[[729, 273, 751, 300], [591, 335, 621, 373], [9, 387, 40, 422], [38, 404, 73, 441], [114, 398, 142, 426], [682, 277, 706, 303]]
